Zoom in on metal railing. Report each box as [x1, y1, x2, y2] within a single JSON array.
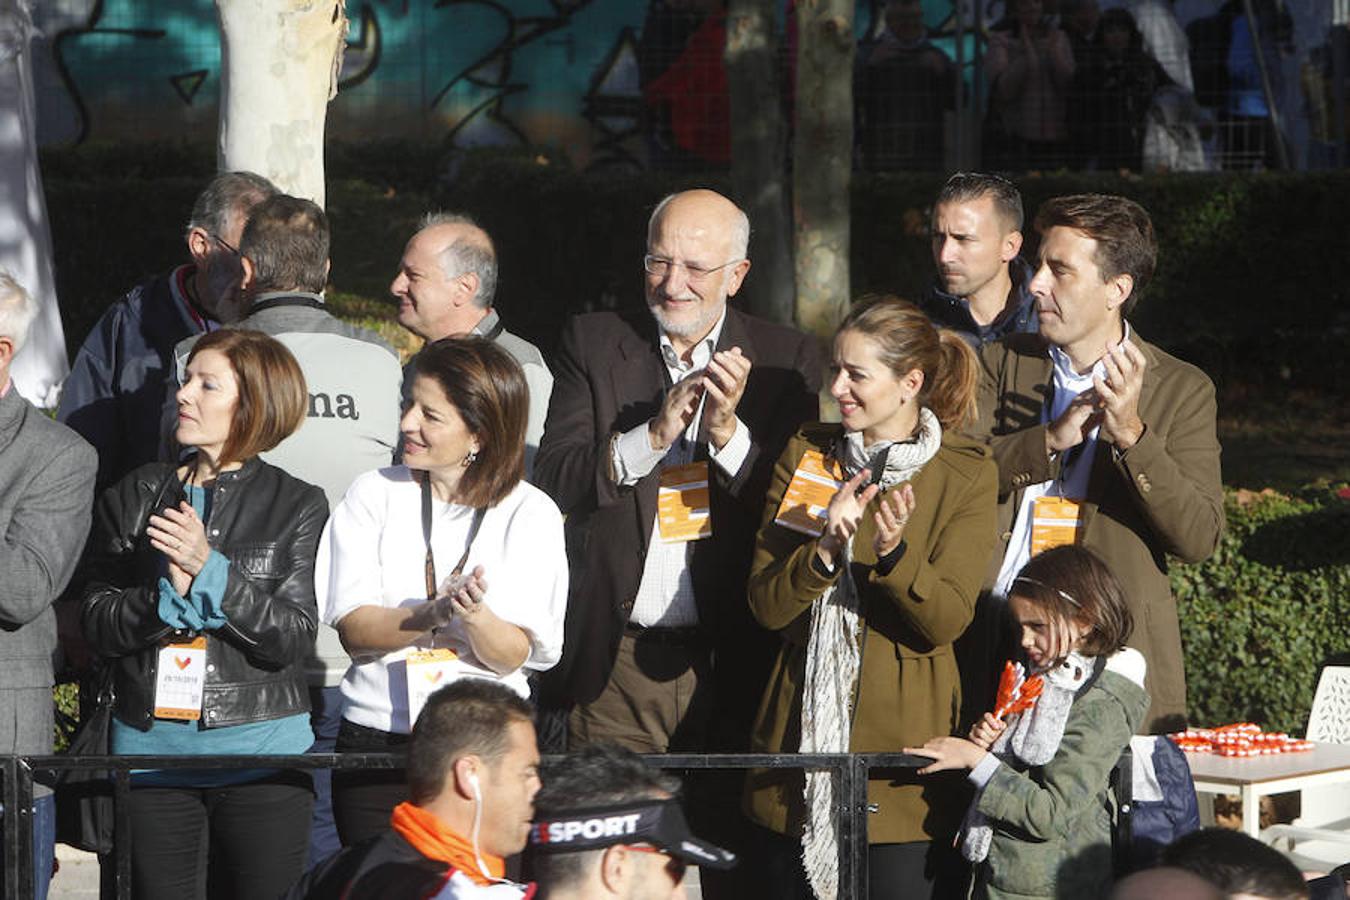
[[2, 750, 932, 899]]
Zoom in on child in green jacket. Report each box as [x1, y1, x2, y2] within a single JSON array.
[[907, 546, 1150, 899]]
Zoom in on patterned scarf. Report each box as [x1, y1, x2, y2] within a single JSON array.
[[799, 408, 942, 900]]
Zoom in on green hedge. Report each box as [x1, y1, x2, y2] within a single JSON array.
[[1173, 486, 1350, 735], [41, 145, 1349, 397]]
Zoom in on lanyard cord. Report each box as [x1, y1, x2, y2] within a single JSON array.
[[420, 472, 486, 603]]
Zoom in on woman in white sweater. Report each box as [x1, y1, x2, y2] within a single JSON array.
[[316, 336, 567, 846]]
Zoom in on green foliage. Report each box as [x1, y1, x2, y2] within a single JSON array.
[[850, 170, 1350, 393], [53, 682, 79, 753], [43, 144, 1350, 394], [1172, 486, 1350, 734]]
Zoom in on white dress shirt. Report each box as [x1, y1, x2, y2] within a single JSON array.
[[992, 327, 1133, 598], [609, 310, 751, 626]]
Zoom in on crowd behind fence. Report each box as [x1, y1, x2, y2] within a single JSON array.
[[595, 0, 1346, 174]]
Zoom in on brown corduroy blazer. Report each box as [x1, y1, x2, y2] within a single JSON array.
[[973, 330, 1224, 733]]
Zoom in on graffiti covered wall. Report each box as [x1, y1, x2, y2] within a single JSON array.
[[30, 1, 963, 170], [30, 1, 1340, 170]]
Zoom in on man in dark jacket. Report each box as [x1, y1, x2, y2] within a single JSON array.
[[923, 172, 1038, 348], [57, 171, 278, 491], [287, 680, 540, 900], [534, 189, 821, 755]]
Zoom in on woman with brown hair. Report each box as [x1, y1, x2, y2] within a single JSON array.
[[906, 544, 1148, 900], [317, 336, 567, 847], [81, 328, 327, 899], [744, 297, 998, 899]]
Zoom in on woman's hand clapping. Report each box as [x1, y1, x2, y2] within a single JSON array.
[[428, 565, 489, 628], [873, 483, 915, 558], [816, 470, 918, 569], [147, 501, 211, 596], [817, 468, 878, 571]]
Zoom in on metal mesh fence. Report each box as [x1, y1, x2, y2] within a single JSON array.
[[27, 1, 1349, 173]]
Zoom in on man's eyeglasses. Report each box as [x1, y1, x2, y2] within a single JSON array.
[[625, 844, 688, 883], [643, 255, 740, 284], [211, 234, 241, 257]]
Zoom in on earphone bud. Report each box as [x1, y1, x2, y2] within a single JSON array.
[[468, 771, 481, 802]]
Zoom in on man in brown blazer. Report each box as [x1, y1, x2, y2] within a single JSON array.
[[534, 189, 821, 754], [970, 194, 1223, 733]]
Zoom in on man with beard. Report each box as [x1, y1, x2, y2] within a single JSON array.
[[534, 189, 821, 755], [922, 172, 1039, 349], [58, 171, 278, 491]]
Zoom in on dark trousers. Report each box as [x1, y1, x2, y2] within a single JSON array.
[[126, 773, 312, 900], [567, 631, 712, 752], [305, 686, 344, 869], [750, 825, 969, 899], [868, 841, 968, 899], [331, 719, 408, 847]]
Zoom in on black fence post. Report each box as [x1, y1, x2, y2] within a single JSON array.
[[849, 754, 871, 898], [2, 756, 16, 900], [16, 760, 35, 900], [114, 768, 133, 900]]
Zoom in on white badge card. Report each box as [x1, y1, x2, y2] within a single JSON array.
[[406, 648, 470, 726], [154, 636, 207, 720], [774, 450, 847, 537]]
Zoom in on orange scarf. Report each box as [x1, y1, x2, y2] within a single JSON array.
[[390, 801, 505, 887]]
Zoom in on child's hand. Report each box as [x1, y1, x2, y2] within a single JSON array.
[[903, 736, 988, 775], [969, 713, 1007, 750]]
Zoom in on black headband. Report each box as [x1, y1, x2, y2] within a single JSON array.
[[529, 798, 736, 870]]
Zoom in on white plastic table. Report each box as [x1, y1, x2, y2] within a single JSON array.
[[1186, 741, 1350, 837]]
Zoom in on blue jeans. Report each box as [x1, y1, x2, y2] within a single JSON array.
[[305, 685, 344, 869], [0, 793, 56, 899]]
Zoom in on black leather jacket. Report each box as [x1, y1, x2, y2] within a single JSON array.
[[81, 458, 328, 730]]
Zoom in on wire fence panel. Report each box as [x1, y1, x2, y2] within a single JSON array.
[[30, 1, 1345, 173]]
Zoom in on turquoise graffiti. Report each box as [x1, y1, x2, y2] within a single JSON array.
[[34, 1, 976, 169]]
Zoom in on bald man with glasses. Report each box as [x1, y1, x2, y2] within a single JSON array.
[[534, 189, 821, 757]]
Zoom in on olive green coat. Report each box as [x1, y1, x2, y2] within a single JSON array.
[[974, 667, 1150, 900], [743, 423, 998, 844]]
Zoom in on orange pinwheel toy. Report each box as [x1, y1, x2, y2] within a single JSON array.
[[993, 660, 1045, 720]]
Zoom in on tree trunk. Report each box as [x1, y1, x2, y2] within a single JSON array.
[[793, 0, 853, 341], [726, 0, 794, 325], [0, 0, 67, 406], [215, 0, 347, 206]]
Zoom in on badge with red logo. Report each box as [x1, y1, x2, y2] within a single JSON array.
[[154, 636, 208, 720]]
